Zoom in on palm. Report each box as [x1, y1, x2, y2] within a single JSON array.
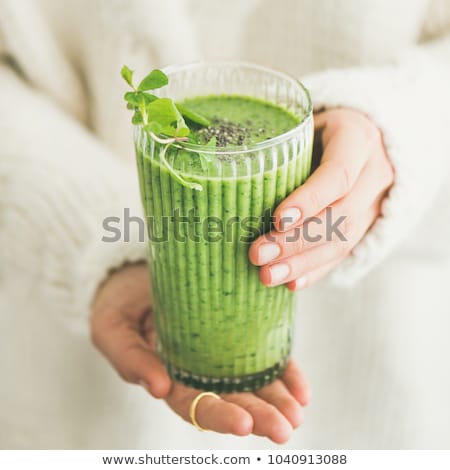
[[91, 264, 310, 443]]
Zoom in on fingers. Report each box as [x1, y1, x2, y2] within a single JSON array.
[[164, 364, 311, 443], [283, 189, 386, 291], [118, 340, 171, 398], [259, 242, 345, 287], [273, 138, 367, 231], [222, 392, 293, 444], [250, 150, 392, 282], [165, 383, 253, 437], [333, 151, 393, 220], [91, 312, 171, 398], [255, 380, 304, 428], [273, 111, 380, 232], [249, 213, 340, 266], [195, 396, 253, 436], [280, 360, 312, 406], [260, 202, 378, 286], [285, 257, 344, 292], [166, 380, 306, 443]]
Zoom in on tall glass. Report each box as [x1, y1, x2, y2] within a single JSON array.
[[134, 62, 313, 392]]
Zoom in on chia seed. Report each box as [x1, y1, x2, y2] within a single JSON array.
[[197, 118, 250, 147]]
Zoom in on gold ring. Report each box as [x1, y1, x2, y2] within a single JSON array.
[[189, 391, 221, 431]]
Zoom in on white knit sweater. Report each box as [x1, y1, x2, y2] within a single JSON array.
[[1, 0, 450, 449]]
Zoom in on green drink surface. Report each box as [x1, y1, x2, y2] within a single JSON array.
[[181, 95, 300, 146], [136, 94, 312, 391]]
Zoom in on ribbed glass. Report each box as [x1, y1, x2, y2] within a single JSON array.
[[134, 62, 313, 392]]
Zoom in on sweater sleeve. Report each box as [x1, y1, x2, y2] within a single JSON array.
[[0, 64, 147, 333], [301, 34, 450, 286]]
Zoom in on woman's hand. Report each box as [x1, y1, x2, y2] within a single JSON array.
[[249, 108, 394, 290], [90, 263, 311, 444]]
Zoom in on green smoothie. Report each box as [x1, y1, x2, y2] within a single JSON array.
[[135, 94, 312, 392]]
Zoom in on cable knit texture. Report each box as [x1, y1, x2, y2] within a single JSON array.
[[1, 0, 450, 449]]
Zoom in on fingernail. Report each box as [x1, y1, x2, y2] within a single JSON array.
[[293, 276, 307, 291], [258, 243, 281, 264], [279, 208, 301, 231], [269, 263, 290, 284]]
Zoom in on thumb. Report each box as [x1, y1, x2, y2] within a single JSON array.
[[91, 314, 172, 399]]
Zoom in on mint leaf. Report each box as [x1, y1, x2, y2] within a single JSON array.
[[131, 111, 143, 125], [124, 91, 157, 107], [138, 69, 168, 91], [144, 122, 163, 134], [121, 65, 134, 87], [121, 66, 205, 191], [176, 103, 211, 127], [124, 91, 142, 107], [147, 98, 189, 136], [122, 66, 209, 138], [175, 127, 190, 138]]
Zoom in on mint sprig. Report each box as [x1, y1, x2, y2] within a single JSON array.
[[175, 102, 211, 128], [121, 65, 211, 138], [121, 65, 209, 191], [121, 65, 189, 138], [120, 65, 134, 87], [137, 69, 168, 91]]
